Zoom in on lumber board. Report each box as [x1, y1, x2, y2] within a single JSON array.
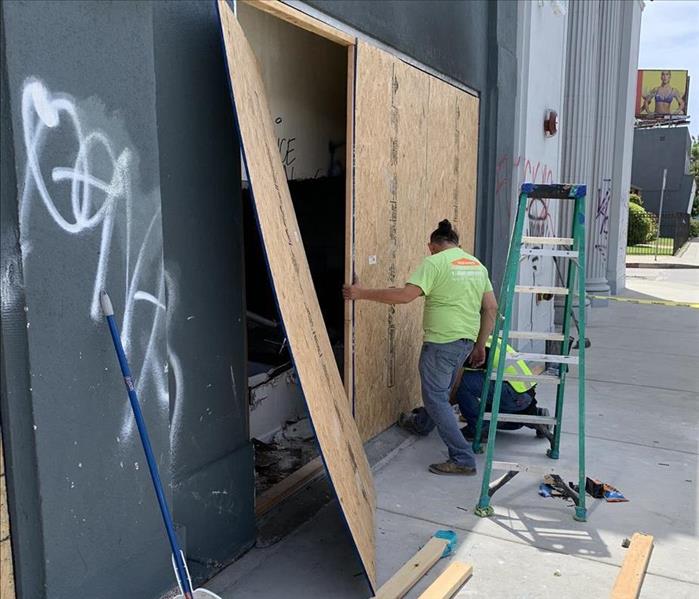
[[373, 537, 448, 599], [610, 533, 654, 599], [352, 42, 480, 439], [418, 561, 473, 599], [255, 457, 325, 516], [344, 43, 356, 406], [1, 430, 15, 599], [218, 2, 376, 589], [242, 0, 354, 46]]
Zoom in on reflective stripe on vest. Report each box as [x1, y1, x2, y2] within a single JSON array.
[[489, 339, 535, 394]]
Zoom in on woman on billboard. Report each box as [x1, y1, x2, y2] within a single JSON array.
[[641, 70, 686, 115]]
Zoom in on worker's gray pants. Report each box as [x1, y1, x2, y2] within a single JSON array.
[[418, 339, 476, 469]]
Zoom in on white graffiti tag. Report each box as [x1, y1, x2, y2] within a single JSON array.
[[19, 78, 183, 447]]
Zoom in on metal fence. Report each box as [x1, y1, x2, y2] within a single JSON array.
[[627, 212, 691, 256]]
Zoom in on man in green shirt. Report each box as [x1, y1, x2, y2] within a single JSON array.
[[343, 220, 497, 475]]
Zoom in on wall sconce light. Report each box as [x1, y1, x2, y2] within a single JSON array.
[[544, 109, 559, 137]]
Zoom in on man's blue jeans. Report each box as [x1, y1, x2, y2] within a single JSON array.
[[413, 370, 533, 436], [417, 339, 476, 468]]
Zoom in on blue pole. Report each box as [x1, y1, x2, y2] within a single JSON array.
[[101, 291, 193, 599]]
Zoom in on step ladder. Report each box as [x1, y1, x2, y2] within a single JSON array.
[[472, 183, 588, 522]]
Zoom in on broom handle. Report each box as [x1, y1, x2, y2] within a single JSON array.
[[101, 292, 193, 598]]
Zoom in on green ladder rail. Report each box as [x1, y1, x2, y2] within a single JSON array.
[[472, 183, 588, 523]]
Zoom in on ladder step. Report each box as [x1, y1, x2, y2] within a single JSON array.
[[491, 460, 557, 475], [506, 331, 565, 341], [519, 248, 578, 258], [515, 285, 569, 295], [507, 352, 579, 365], [490, 373, 560, 383], [484, 413, 558, 425], [522, 236, 574, 245]]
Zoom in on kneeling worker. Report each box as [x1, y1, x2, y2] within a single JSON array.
[[401, 337, 549, 441]]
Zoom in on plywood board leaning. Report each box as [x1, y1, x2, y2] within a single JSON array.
[[1, 430, 15, 599], [217, 2, 376, 589], [372, 537, 448, 599], [610, 533, 654, 599], [417, 561, 473, 599], [353, 42, 479, 440]]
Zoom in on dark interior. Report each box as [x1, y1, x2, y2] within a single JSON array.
[[243, 176, 346, 375]]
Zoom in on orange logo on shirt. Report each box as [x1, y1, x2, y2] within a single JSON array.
[[451, 258, 480, 267]]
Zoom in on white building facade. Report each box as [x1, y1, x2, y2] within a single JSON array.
[[512, 0, 644, 349]]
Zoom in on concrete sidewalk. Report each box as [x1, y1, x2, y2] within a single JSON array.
[[207, 291, 699, 598]]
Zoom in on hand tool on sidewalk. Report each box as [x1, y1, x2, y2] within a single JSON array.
[[472, 183, 588, 522], [100, 291, 221, 599]]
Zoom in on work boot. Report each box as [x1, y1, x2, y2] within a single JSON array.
[[428, 462, 477, 476], [535, 407, 552, 438]]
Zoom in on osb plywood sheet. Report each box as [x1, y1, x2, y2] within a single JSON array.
[[353, 42, 479, 440], [217, 3, 376, 589], [1, 430, 15, 599]]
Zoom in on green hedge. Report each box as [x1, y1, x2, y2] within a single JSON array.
[[629, 193, 643, 207], [691, 218, 699, 238], [628, 202, 657, 246]]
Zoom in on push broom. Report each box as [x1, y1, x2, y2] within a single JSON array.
[[101, 291, 220, 599]]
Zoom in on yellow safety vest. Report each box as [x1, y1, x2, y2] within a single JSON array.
[[466, 337, 535, 394]]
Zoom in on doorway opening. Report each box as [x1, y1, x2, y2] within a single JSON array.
[[238, 2, 351, 511]]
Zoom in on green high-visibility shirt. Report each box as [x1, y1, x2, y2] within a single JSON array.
[[407, 247, 493, 344]]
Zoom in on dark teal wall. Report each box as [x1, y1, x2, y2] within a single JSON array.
[[0, 1, 253, 597]]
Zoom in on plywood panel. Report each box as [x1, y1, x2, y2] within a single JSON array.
[[456, 91, 479, 252], [217, 3, 376, 589], [353, 42, 479, 440], [1, 429, 15, 599]]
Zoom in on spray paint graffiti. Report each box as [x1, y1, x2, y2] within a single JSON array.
[[274, 116, 297, 180], [18, 78, 183, 450], [495, 154, 558, 336], [272, 115, 345, 181], [594, 179, 611, 259], [496, 154, 556, 238]]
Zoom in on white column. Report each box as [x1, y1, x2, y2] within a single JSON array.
[[558, 0, 601, 320], [607, 1, 645, 293], [586, 0, 622, 295], [560, 0, 601, 226]]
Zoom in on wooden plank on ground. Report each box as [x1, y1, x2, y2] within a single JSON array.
[[217, 2, 376, 589], [242, 0, 355, 45], [255, 457, 325, 516], [373, 537, 448, 599], [418, 561, 473, 599], [610, 533, 654, 599], [352, 41, 480, 440]]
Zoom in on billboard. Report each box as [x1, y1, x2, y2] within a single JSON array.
[[636, 69, 689, 118]]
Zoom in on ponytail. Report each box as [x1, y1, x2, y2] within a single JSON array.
[[430, 219, 459, 245]]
